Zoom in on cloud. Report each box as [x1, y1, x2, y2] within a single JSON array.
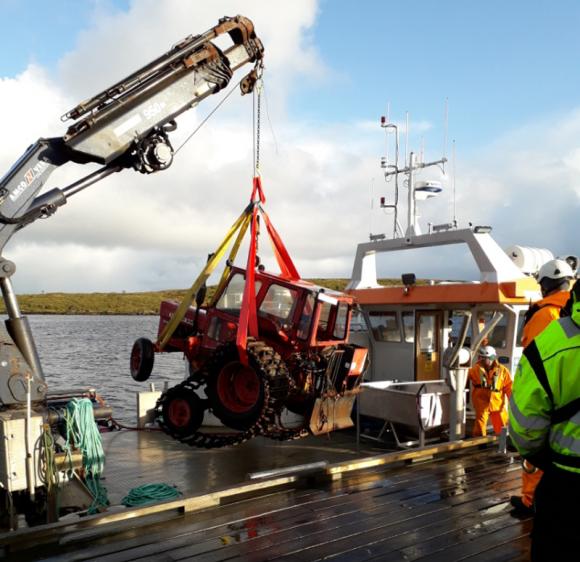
[[0, 1, 578, 294], [0, 65, 73, 166], [57, 0, 323, 118], [453, 110, 580, 257]]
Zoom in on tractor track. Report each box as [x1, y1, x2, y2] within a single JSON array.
[[155, 339, 308, 448]]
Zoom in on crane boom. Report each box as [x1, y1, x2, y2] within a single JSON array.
[[0, 15, 263, 407]]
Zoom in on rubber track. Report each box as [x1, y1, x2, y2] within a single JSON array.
[[155, 340, 308, 448]]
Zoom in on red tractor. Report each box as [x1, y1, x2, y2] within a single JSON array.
[[130, 265, 367, 448]]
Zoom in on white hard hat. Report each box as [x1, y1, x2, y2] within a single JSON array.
[[537, 259, 575, 283], [479, 345, 496, 359]]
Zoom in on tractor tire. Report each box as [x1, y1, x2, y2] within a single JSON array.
[[205, 342, 270, 431], [158, 385, 205, 438], [130, 338, 155, 381]]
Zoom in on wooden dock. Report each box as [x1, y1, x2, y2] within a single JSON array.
[[0, 435, 532, 561]]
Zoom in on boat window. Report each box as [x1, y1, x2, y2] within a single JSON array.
[[479, 311, 508, 349], [449, 311, 472, 347], [297, 293, 316, 340], [333, 303, 349, 339], [402, 311, 414, 342], [258, 284, 297, 321], [418, 315, 436, 351], [216, 273, 262, 315], [369, 311, 401, 342]]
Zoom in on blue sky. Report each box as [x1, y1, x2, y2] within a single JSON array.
[[4, 0, 580, 151], [303, 0, 580, 151], [0, 1, 131, 73], [0, 0, 578, 292]]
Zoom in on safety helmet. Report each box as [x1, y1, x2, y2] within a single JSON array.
[[537, 259, 575, 283], [478, 345, 497, 360]]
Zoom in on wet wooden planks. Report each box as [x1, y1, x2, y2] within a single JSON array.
[[31, 445, 531, 562]]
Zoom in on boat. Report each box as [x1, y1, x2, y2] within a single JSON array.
[[344, 112, 574, 447]]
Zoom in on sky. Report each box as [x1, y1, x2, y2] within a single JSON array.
[[0, 0, 578, 293]]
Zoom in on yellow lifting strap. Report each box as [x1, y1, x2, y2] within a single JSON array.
[[157, 206, 252, 350], [209, 212, 253, 307]]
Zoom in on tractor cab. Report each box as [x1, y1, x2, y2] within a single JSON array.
[[154, 266, 357, 364], [205, 267, 355, 355]]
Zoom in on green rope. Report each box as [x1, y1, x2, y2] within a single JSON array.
[[41, 425, 60, 494], [63, 398, 109, 514], [121, 483, 182, 507]]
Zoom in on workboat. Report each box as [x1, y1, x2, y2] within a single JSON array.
[[0, 111, 543, 561], [345, 113, 573, 447]]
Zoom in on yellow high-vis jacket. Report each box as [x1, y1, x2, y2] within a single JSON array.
[[509, 296, 580, 474]]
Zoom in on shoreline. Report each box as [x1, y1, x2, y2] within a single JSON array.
[[2, 278, 406, 315], [1, 279, 350, 315]]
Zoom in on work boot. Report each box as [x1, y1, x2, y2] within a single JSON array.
[[509, 495, 534, 517]]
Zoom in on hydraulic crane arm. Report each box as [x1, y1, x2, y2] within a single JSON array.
[[0, 15, 263, 407], [0, 15, 263, 251]]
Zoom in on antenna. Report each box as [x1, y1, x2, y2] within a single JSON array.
[[385, 102, 390, 167], [405, 111, 409, 166], [369, 176, 375, 236], [443, 97, 449, 161], [452, 139, 457, 224]]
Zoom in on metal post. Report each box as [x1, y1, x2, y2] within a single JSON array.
[[448, 367, 467, 440], [406, 152, 415, 238], [0, 276, 44, 379], [25, 374, 35, 499]]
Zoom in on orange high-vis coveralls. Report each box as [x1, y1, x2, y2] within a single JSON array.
[[468, 360, 512, 436], [520, 291, 570, 348], [518, 289, 570, 508]]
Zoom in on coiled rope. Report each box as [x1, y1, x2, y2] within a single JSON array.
[[121, 483, 181, 507], [39, 424, 60, 491], [63, 398, 109, 514]]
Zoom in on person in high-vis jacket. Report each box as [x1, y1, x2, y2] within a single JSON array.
[[468, 346, 512, 436], [521, 259, 574, 348], [511, 258, 574, 516], [509, 279, 580, 562]]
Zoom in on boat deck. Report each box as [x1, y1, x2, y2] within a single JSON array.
[[100, 428, 391, 503], [0, 429, 532, 561]]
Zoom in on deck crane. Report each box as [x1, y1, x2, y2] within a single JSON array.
[[0, 15, 263, 410], [0, 15, 262, 525]]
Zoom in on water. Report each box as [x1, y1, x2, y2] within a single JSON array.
[[27, 315, 188, 423]]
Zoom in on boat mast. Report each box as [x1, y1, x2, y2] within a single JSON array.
[[380, 108, 448, 241], [384, 151, 447, 239]]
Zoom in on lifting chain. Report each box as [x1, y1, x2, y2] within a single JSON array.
[[155, 339, 308, 449], [253, 78, 263, 177]]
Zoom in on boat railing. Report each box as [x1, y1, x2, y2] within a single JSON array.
[[347, 227, 529, 289]]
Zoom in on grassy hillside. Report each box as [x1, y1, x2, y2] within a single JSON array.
[[1, 278, 404, 315]]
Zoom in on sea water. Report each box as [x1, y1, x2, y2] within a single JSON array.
[[27, 315, 187, 423]]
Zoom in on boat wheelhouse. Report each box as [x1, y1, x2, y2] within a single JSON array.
[[347, 226, 540, 383]]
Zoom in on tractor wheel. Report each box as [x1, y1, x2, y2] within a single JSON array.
[[130, 338, 155, 382], [205, 343, 267, 431], [158, 385, 205, 437]]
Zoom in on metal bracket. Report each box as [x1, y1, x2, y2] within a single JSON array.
[[0, 259, 15, 279]]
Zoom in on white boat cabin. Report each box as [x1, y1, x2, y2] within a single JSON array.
[[346, 228, 541, 382]]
